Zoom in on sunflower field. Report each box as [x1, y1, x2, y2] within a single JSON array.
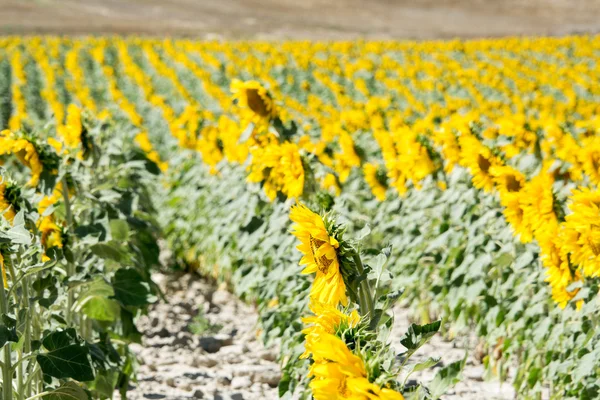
[[1, 34, 600, 399]]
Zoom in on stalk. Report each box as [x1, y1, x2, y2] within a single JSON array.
[[61, 176, 75, 326], [352, 254, 375, 324], [0, 267, 13, 400]]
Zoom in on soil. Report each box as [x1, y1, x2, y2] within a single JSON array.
[[116, 273, 280, 400], [2, 0, 600, 39]]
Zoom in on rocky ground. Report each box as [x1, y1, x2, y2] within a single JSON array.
[[117, 273, 280, 400], [119, 272, 515, 399]]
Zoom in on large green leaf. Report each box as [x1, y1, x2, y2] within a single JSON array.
[[36, 329, 94, 382], [427, 359, 465, 399], [399, 320, 441, 359], [90, 243, 127, 262], [75, 278, 121, 322], [112, 268, 155, 307], [42, 382, 88, 400], [109, 219, 130, 241]]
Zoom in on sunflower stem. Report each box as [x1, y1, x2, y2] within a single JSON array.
[[61, 176, 75, 326], [353, 254, 375, 324], [0, 265, 13, 400]]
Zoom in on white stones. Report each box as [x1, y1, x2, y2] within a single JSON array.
[[114, 272, 279, 400], [231, 376, 252, 389]]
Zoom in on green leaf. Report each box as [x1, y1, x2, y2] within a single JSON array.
[[90, 243, 126, 262], [406, 356, 441, 377], [109, 219, 130, 241], [574, 352, 596, 381], [42, 382, 88, 400], [399, 320, 441, 359], [5, 211, 30, 245], [36, 329, 94, 382], [112, 268, 155, 307], [0, 313, 18, 347], [75, 278, 120, 322], [427, 358, 465, 399]]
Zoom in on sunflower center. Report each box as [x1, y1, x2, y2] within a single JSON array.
[[477, 154, 491, 173], [309, 234, 333, 274], [505, 175, 522, 192], [245, 88, 270, 117], [337, 376, 350, 396]]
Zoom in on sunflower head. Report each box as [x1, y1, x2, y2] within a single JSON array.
[[0, 180, 21, 224], [231, 79, 277, 120], [290, 203, 347, 307]]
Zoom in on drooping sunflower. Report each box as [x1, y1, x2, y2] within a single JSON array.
[[0, 130, 43, 187], [290, 204, 347, 306]]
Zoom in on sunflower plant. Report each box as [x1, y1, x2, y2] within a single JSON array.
[[290, 203, 463, 399]]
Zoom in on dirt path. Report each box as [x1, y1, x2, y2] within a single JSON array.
[[118, 273, 280, 400], [2, 0, 599, 39]]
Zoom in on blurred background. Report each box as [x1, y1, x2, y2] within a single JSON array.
[[2, 0, 600, 39]]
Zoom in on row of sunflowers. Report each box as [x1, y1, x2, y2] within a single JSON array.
[[2, 35, 600, 398]]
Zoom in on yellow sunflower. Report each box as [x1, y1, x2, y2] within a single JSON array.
[[0, 130, 43, 187], [0, 182, 17, 224], [308, 333, 366, 398], [538, 225, 580, 308], [230, 79, 277, 124], [459, 135, 501, 193], [301, 301, 360, 359], [363, 163, 387, 201], [560, 188, 600, 278], [308, 333, 404, 400], [290, 204, 347, 306]]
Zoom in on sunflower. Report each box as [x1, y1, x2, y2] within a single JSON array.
[[248, 141, 304, 200], [520, 173, 558, 238], [491, 165, 525, 194], [363, 163, 387, 201], [347, 378, 405, 400], [230, 79, 277, 126], [301, 301, 360, 359], [308, 333, 404, 400], [290, 204, 347, 306], [560, 188, 600, 278], [538, 226, 579, 308], [308, 333, 366, 398], [0, 130, 43, 187], [0, 182, 18, 224], [499, 191, 532, 243], [459, 135, 501, 193], [38, 191, 63, 262]]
